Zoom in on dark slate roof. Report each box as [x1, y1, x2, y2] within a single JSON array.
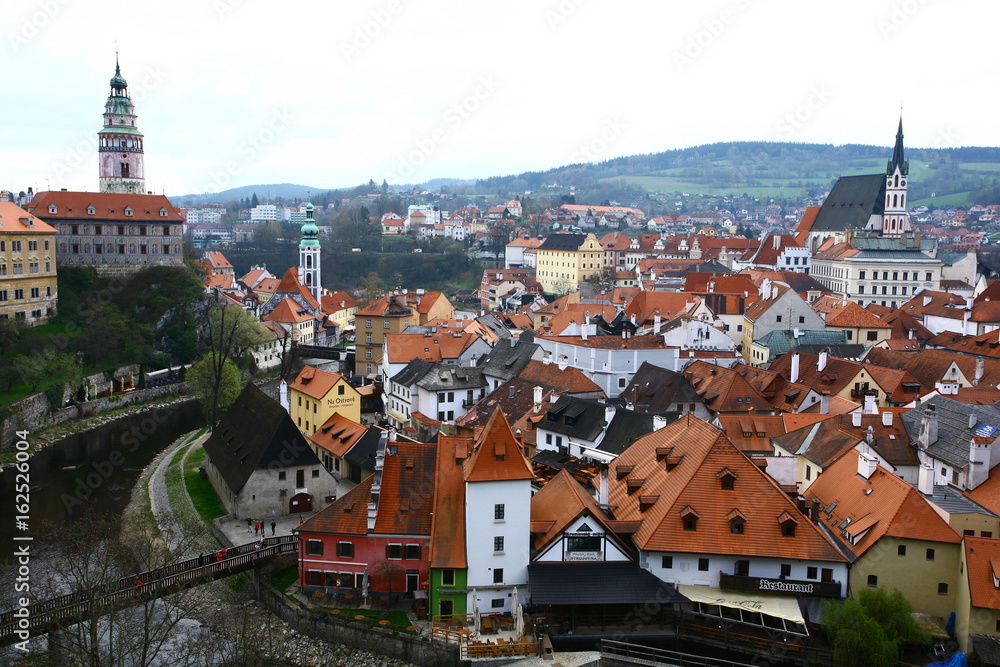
[[540, 396, 607, 440], [598, 410, 665, 456], [415, 364, 486, 392], [927, 484, 997, 517], [203, 383, 321, 494], [795, 343, 867, 360], [476, 337, 538, 382], [810, 174, 886, 232], [538, 233, 586, 251], [902, 395, 1000, 469], [345, 428, 386, 471], [755, 329, 851, 356], [528, 562, 688, 605], [619, 362, 701, 413], [972, 634, 1000, 666], [390, 357, 434, 387]]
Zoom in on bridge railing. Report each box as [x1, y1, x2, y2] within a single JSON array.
[[0, 535, 296, 642]]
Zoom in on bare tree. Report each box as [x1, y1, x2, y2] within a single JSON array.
[[371, 559, 402, 593], [197, 296, 266, 427]]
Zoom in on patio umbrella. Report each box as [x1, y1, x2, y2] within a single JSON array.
[[511, 587, 522, 637], [361, 568, 370, 609], [471, 588, 481, 640]]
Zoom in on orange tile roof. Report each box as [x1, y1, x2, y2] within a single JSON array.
[[26, 190, 184, 222], [373, 442, 436, 535], [609, 414, 846, 561], [535, 334, 671, 350], [683, 361, 773, 414], [463, 408, 535, 482], [624, 292, 700, 323], [321, 290, 359, 313], [299, 476, 371, 536], [964, 537, 1000, 610], [274, 267, 320, 310], [205, 250, 232, 269], [263, 296, 315, 324], [530, 469, 624, 554], [812, 296, 891, 329], [0, 202, 57, 233], [429, 435, 473, 568], [518, 359, 603, 394], [309, 412, 369, 457], [384, 331, 479, 363], [804, 450, 961, 558], [289, 366, 349, 401]]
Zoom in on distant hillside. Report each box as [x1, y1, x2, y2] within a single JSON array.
[[475, 141, 1000, 208], [173, 183, 326, 207]]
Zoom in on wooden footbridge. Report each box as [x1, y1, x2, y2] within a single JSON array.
[[0, 535, 296, 646]]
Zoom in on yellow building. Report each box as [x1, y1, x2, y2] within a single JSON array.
[[535, 233, 603, 295], [288, 366, 361, 433], [353, 289, 453, 377], [956, 537, 1000, 653], [805, 450, 962, 619], [0, 202, 58, 325]]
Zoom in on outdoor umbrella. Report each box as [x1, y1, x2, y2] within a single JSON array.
[[471, 588, 481, 640], [361, 568, 370, 609]]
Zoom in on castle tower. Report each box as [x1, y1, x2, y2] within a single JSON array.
[[299, 203, 321, 302], [882, 116, 911, 237], [98, 55, 146, 194]]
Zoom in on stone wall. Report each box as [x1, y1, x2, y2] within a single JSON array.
[[258, 581, 460, 667], [1, 382, 188, 444]]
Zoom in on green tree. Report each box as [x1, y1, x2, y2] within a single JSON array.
[[197, 300, 265, 426], [822, 588, 930, 666], [358, 272, 382, 308], [187, 352, 241, 425], [13, 347, 79, 393], [251, 192, 259, 208], [0, 317, 26, 355]]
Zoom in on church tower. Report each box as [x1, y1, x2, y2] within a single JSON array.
[[98, 55, 146, 194], [882, 116, 911, 237], [299, 203, 321, 302]]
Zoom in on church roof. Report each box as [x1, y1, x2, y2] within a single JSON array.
[[27, 191, 183, 222], [274, 267, 320, 310], [809, 174, 886, 232]]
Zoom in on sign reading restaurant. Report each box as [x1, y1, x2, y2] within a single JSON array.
[[719, 572, 841, 598], [758, 579, 814, 594]]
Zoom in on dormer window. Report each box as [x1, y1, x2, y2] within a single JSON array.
[[727, 509, 746, 534], [159, 208, 168, 217], [717, 467, 738, 490], [124, 207, 133, 217], [778, 510, 798, 537], [680, 505, 699, 531], [48, 204, 57, 215], [87, 205, 95, 215]]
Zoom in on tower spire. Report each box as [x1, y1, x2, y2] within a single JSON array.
[[99, 53, 146, 194], [887, 115, 908, 176]]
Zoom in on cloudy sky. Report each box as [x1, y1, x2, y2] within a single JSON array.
[[3, 0, 996, 197]]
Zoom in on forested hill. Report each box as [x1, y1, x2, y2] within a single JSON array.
[[473, 141, 1000, 207]]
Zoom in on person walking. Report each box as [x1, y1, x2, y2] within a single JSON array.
[[198, 553, 204, 567], [271, 520, 276, 535], [254, 521, 259, 536], [246, 517, 252, 533]]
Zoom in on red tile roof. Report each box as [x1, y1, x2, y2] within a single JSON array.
[[0, 202, 57, 233], [963, 537, 1000, 610], [263, 296, 315, 324], [289, 366, 349, 401], [26, 190, 184, 222], [804, 450, 961, 557], [274, 267, 320, 310], [463, 408, 535, 482]]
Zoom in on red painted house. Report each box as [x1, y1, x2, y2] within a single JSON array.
[[296, 439, 435, 595]]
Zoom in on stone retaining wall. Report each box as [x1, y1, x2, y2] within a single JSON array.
[[257, 581, 460, 667]]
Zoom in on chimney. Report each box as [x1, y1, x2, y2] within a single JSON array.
[[558, 357, 568, 371], [653, 314, 661, 333], [811, 498, 821, 525], [652, 414, 668, 431], [969, 412, 978, 430], [581, 326, 589, 341], [908, 327, 915, 340], [604, 405, 616, 430], [969, 436, 992, 490], [857, 447, 877, 480], [975, 356, 985, 387], [793, 327, 802, 339], [918, 462, 935, 495], [533, 385, 542, 410], [882, 411, 893, 426], [599, 463, 609, 508], [818, 350, 828, 373], [773, 234, 781, 250], [852, 411, 862, 428], [790, 352, 801, 383], [918, 405, 939, 449], [923, 294, 932, 307], [863, 395, 877, 415], [820, 390, 830, 415], [279, 379, 290, 414]]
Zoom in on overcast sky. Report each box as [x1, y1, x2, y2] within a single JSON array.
[[4, 0, 996, 198]]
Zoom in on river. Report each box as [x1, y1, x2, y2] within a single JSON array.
[[0, 400, 204, 562]]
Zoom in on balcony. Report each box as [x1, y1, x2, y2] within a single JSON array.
[[719, 572, 841, 598], [462, 399, 477, 408], [849, 388, 878, 400]]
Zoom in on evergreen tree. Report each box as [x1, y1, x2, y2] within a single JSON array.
[[251, 192, 259, 208]]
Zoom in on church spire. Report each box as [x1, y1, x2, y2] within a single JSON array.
[[299, 203, 321, 302], [887, 116, 908, 176]]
